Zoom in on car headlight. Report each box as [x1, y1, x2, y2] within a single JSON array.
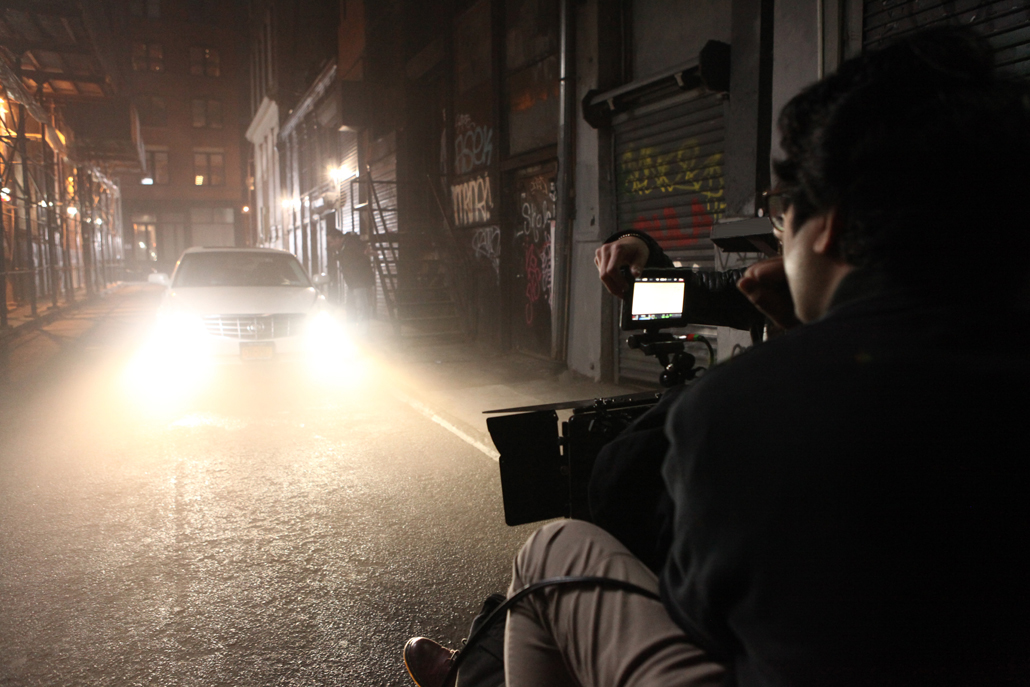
[[305, 310, 346, 348], [152, 311, 210, 355]]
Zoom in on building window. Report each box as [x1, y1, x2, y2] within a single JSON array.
[[143, 150, 169, 185], [130, 0, 160, 19], [191, 99, 223, 128], [132, 42, 164, 72], [190, 47, 220, 77], [193, 151, 225, 186], [136, 96, 167, 127]]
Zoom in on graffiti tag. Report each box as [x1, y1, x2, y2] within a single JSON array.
[[455, 113, 494, 175], [451, 172, 493, 227], [631, 199, 715, 248], [620, 139, 725, 212], [471, 225, 500, 282], [523, 231, 552, 326]]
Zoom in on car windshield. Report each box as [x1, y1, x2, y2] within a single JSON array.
[[172, 252, 311, 288]]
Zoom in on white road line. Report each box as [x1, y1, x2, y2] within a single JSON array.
[[394, 391, 500, 461]]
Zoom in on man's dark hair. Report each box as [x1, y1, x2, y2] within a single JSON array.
[[327, 228, 345, 242], [774, 27, 1030, 302]]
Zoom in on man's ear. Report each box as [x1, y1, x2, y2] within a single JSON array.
[[811, 207, 843, 257]]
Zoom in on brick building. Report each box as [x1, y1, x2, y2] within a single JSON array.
[[116, 0, 249, 275]]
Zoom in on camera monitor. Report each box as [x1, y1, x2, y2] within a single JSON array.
[[622, 269, 689, 330]]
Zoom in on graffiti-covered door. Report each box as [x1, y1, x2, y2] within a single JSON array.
[[510, 162, 557, 358]]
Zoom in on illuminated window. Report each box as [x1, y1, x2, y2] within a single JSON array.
[[193, 151, 225, 186], [191, 99, 223, 128], [132, 42, 164, 72], [144, 149, 169, 185], [190, 47, 220, 77]]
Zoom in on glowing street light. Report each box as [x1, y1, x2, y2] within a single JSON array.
[[67, 206, 78, 217], [330, 166, 355, 184]]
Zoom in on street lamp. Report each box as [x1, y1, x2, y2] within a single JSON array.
[[330, 166, 356, 184]]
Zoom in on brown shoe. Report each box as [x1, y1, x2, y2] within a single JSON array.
[[403, 637, 458, 687]]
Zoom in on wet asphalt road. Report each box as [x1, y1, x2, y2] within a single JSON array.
[[0, 286, 536, 686]]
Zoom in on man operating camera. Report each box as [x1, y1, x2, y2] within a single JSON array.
[[406, 27, 1030, 687]]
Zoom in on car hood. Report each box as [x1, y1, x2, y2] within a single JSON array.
[[162, 287, 322, 315]]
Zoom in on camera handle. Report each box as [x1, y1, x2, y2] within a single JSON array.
[[626, 330, 701, 388]]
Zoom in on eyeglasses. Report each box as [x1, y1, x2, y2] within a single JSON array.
[[761, 188, 793, 234]]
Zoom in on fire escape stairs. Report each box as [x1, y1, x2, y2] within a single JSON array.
[[363, 168, 466, 341]]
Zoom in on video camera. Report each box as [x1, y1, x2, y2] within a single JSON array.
[[486, 266, 765, 526]]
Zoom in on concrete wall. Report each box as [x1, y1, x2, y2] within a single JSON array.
[[770, 0, 820, 165], [567, 0, 604, 380], [634, 0, 732, 78]]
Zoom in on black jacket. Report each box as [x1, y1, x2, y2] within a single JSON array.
[[660, 270, 1030, 685]]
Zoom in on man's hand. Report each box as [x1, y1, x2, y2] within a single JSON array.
[[595, 235, 650, 298], [736, 257, 802, 331]]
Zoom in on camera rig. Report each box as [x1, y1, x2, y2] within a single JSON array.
[[485, 329, 712, 526], [486, 264, 765, 527]]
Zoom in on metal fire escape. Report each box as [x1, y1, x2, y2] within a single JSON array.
[[351, 166, 467, 340]]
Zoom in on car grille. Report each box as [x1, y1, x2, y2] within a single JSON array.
[[202, 314, 308, 340]]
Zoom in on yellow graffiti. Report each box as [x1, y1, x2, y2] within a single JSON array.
[[620, 139, 724, 211]]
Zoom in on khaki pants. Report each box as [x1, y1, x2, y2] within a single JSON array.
[[505, 520, 725, 687]]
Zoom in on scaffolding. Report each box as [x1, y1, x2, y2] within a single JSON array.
[[0, 91, 121, 330]]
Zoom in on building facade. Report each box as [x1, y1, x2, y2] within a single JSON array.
[[245, 0, 1030, 383], [117, 0, 249, 275], [244, 0, 346, 259]]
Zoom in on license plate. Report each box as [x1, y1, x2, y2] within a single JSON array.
[[240, 342, 276, 361]]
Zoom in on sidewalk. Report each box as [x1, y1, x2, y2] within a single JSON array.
[[1, 284, 109, 341], [0, 283, 131, 390]]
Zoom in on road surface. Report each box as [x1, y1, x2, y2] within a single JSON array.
[[0, 285, 537, 686]]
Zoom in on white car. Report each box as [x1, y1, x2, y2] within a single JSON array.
[[148, 247, 340, 365]]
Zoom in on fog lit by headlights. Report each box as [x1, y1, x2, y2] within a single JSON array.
[[120, 309, 372, 414]]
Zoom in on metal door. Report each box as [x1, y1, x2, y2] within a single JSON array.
[[510, 161, 558, 358], [612, 91, 727, 384]]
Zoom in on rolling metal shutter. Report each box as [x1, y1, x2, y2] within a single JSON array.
[[863, 1, 1030, 80], [613, 90, 727, 384], [337, 132, 359, 235]]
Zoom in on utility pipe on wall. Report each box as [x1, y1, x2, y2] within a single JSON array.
[[553, 0, 576, 362]]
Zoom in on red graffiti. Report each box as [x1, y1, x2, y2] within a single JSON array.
[[524, 240, 541, 325], [630, 201, 714, 249]]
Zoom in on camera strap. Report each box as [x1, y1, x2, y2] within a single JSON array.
[[445, 575, 662, 683]]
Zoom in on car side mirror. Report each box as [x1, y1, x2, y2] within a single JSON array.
[[312, 273, 330, 286], [148, 273, 171, 287]]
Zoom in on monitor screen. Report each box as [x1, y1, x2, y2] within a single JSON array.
[[630, 276, 685, 323]]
